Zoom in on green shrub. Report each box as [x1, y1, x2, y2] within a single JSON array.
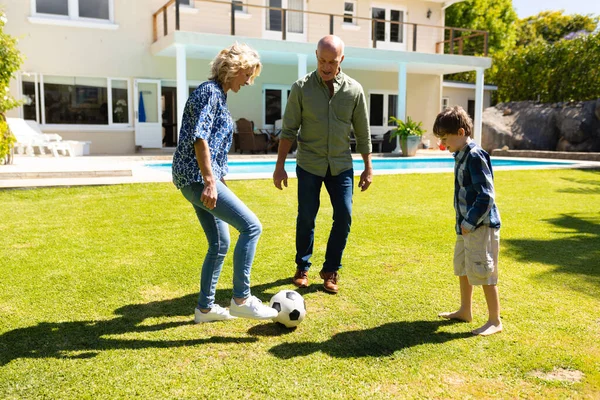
[[495, 31, 600, 102], [0, 9, 23, 163]]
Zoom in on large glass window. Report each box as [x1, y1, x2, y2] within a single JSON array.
[[24, 74, 130, 125], [43, 76, 108, 124]]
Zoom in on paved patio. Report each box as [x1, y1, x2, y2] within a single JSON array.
[[2, 149, 593, 189]]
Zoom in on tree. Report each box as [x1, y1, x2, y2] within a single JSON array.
[[444, 0, 518, 84], [516, 11, 599, 47], [0, 8, 23, 164]]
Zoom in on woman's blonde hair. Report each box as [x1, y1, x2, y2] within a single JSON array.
[[209, 42, 262, 86]]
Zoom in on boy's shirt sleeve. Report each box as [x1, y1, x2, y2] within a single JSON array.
[[461, 154, 496, 232]]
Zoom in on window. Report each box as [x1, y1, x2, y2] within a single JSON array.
[[441, 97, 449, 111], [369, 92, 399, 135], [111, 79, 129, 124], [34, 0, 112, 21], [369, 94, 384, 126], [266, 0, 303, 34], [179, 0, 192, 5], [36, 0, 68, 16], [22, 74, 40, 121], [23, 74, 130, 126], [263, 85, 291, 128], [233, 1, 244, 12], [468, 99, 475, 121], [344, 1, 356, 24], [79, 0, 109, 20], [43, 76, 109, 124]]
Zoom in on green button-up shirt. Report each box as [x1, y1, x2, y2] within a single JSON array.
[[280, 70, 371, 177]]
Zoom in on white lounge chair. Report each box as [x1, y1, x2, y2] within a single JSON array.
[[7, 118, 73, 157], [25, 120, 91, 156]]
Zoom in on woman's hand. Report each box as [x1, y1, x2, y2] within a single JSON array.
[[201, 178, 218, 209]]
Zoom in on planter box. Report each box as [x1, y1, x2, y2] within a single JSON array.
[[400, 135, 420, 157]]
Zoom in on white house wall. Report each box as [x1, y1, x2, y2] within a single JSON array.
[[4, 0, 485, 154], [442, 86, 492, 114]]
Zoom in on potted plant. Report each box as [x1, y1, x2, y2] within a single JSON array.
[[388, 116, 425, 157]]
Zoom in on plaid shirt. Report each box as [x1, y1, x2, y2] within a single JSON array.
[[453, 140, 501, 234]]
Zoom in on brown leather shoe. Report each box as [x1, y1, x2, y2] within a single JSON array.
[[293, 269, 309, 288], [319, 271, 339, 293]]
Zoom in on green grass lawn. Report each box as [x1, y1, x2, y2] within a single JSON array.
[[1, 168, 599, 399]]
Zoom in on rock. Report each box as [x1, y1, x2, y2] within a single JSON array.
[[482, 98, 600, 153]]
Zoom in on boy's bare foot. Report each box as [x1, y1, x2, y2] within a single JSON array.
[[472, 320, 503, 336], [438, 310, 472, 322]]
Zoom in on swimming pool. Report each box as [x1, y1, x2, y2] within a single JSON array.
[[146, 156, 577, 177]]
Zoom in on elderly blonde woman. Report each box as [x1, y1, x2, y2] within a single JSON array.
[[172, 43, 277, 323]]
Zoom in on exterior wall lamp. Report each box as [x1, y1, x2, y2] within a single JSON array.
[[427, 9, 432, 19]]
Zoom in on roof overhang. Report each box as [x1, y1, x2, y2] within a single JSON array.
[[151, 31, 492, 76], [443, 81, 498, 90]]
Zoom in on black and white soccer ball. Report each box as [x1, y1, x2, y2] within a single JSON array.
[[269, 290, 306, 328]]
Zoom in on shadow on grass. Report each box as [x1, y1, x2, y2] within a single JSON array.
[[0, 278, 292, 366], [558, 169, 600, 195], [504, 213, 600, 291], [268, 319, 472, 358]]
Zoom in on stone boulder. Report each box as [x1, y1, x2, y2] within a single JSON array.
[[481, 99, 600, 153]]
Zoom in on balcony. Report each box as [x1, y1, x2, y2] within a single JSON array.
[[152, 0, 488, 57]]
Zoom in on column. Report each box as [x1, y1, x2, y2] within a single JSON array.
[[474, 67, 484, 146], [297, 53, 308, 79], [176, 44, 187, 138], [393, 62, 408, 154]]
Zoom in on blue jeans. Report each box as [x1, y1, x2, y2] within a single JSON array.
[[180, 181, 262, 309], [296, 166, 353, 273]]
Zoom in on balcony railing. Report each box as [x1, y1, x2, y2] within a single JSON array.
[[153, 0, 488, 56]]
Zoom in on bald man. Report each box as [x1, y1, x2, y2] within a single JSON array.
[[273, 35, 373, 294]]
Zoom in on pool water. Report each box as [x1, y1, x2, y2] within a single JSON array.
[[146, 157, 574, 175]]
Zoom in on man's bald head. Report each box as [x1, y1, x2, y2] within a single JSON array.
[[317, 35, 345, 56], [316, 35, 345, 82]]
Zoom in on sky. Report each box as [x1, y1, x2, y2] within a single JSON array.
[[511, 0, 600, 18]]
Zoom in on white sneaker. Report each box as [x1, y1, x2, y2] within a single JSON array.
[[229, 295, 278, 320], [194, 305, 236, 323]]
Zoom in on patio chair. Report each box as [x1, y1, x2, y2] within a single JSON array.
[[236, 118, 269, 154], [6, 118, 73, 157], [25, 120, 91, 156]]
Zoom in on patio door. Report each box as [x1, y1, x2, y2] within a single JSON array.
[[134, 79, 162, 148], [264, 0, 307, 42], [263, 85, 291, 129], [371, 4, 407, 51]]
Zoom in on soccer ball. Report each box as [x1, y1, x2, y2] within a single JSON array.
[[269, 290, 306, 328]]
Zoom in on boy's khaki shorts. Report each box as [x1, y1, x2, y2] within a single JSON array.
[[453, 226, 500, 286]]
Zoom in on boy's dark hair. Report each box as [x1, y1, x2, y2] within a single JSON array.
[[432, 106, 473, 138]]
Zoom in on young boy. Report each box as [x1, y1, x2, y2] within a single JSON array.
[[433, 106, 502, 336]]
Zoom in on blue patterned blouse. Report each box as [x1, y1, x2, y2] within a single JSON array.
[[172, 80, 233, 189]]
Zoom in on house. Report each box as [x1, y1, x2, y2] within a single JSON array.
[[4, 0, 491, 154], [442, 80, 497, 120]]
